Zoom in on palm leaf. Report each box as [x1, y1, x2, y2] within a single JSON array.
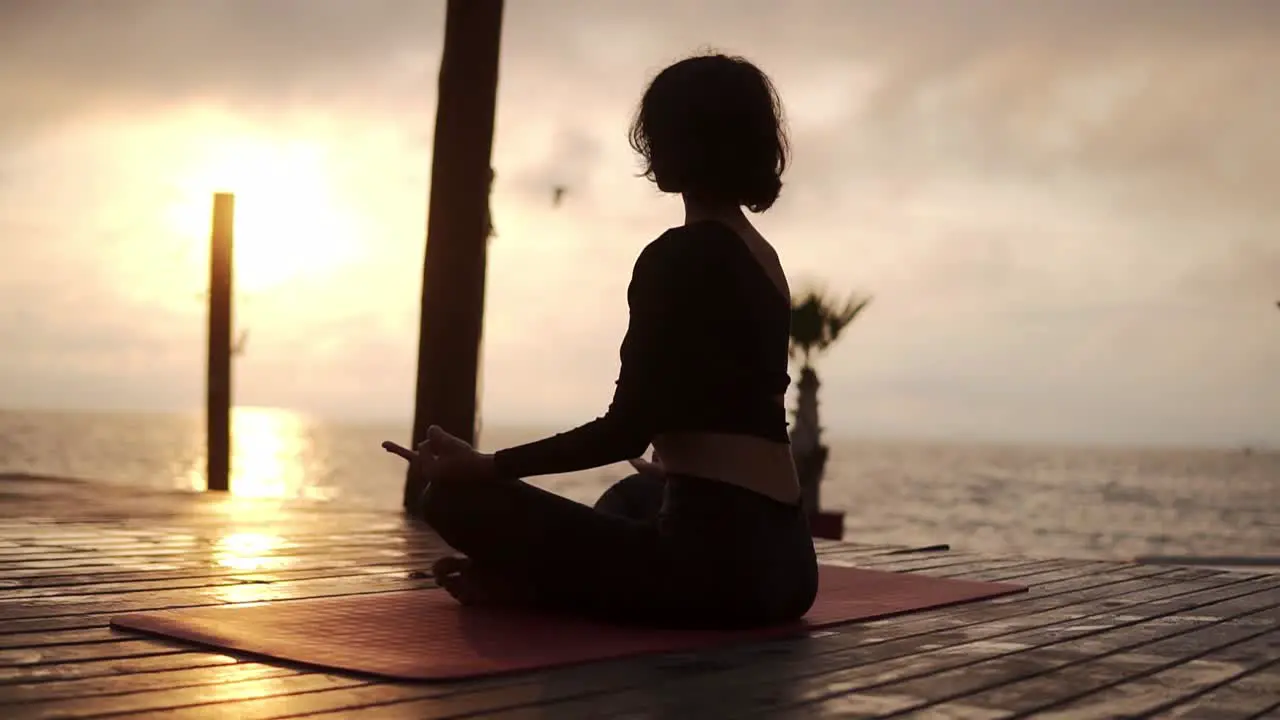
[[788, 287, 871, 365]]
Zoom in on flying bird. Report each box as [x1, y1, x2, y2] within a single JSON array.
[[552, 185, 567, 207], [232, 329, 249, 357]]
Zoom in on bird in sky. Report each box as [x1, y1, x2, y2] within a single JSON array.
[[232, 329, 249, 357]]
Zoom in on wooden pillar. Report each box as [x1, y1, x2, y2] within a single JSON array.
[[405, 0, 505, 508], [207, 192, 234, 492]]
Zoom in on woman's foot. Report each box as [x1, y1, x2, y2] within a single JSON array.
[[431, 556, 537, 608]]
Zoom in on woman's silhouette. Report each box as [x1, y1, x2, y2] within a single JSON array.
[[391, 52, 818, 629]]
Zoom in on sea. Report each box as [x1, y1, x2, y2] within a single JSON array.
[[1, 407, 1275, 562]]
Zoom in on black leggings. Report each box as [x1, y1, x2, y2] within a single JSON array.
[[418, 471, 819, 629]]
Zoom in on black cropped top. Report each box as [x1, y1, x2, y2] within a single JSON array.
[[492, 220, 792, 479]]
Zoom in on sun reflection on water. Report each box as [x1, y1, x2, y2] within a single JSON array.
[[230, 407, 306, 498], [181, 406, 337, 501]]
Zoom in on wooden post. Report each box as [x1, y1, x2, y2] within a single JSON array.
[[207, 192, 234, 492], [405, 0, 504, 508]]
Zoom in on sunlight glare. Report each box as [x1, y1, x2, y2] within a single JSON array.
[[180, 406, 336, 501], [212, 531, 286, 572], [229, 406, 304, 498], [165, 133, 362, 294]]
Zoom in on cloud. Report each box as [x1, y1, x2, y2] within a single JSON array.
[[1, 0, 1277, 445], [0, 1, 444, 138], [6, 0, 1278, 221]]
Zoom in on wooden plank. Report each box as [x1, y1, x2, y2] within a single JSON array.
[[3, 558, 446, 600], [0, 571, 437, 622], [0, 661, 299, 705], [814, 542, 911, 556], [788, 577, 1280, 718], [0, 546, 74, 558], [0, 543, 977, 638], [5, 525, 408, 543], [2, 575, 424, 623], [1, 486, 1272, 718], [0, 627, 120, 650], [21, 581, 1056, 688], [938, 559, 1096, 583], [1, 563, 231, 582], [0, 548, 443, 584], [0, 580, 435, 637], [0, 556, 1070, 717], [0, 541, 445, 573], [3, 535, 432, 563], [99, 680, 452, 720], [5, 612, 192, 637], [0, 555, 1142, 662], [0, 638, 189, 667], [0, 544, 436, 568], [6, 558, 435, 593], [469, 574, 1275, 719], [910, 626, 1280, 719], [6, 669, 371, 720], [290, 681, 593, 720], [1021, 632, 1280, 719], [0, 517, 407, 536], [0, 532, 445, 565], [0, 650, 239, 684], [834, 552, 1034, 575], [0, 536, 897, 584], [1153, 660, 1280, 720], [0, 547, 1002, 638], [116, 565, 1211, 718]]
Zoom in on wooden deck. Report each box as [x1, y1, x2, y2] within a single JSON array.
[[1, 475, 1277, 719]]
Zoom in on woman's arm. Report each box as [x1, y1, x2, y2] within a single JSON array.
[[491, 414, 651, 480], [492, 236, 686, 479]]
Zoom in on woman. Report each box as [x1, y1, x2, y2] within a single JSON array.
[[392, 52, 818, 629]]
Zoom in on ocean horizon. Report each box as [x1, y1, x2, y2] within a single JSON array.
[[1, 406, 1275, 563]]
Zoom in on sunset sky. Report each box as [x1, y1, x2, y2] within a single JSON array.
[[1, 0, 1277, 448]]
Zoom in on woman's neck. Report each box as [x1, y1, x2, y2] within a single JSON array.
[[682, 196, 746, 227]]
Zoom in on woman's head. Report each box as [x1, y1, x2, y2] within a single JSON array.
[[629, 53, 789, 213]]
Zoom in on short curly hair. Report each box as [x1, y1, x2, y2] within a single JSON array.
[[629, 53, 790, 213]]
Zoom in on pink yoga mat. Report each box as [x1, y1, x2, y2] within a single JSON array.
[[111, 565, 1024, 680]]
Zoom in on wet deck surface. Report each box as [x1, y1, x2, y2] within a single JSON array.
[[1, 476, 1277, 719]]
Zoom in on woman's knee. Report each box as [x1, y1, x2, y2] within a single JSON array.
[[594, 472, 665, 520]]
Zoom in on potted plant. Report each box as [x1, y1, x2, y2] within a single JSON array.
[[788, 288, 872, 539]]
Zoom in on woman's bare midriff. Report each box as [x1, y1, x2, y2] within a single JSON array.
[[652, 428, 801, 505]]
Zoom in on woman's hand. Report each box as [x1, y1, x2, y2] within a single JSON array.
[[387, 425, 499, 486], [627, 449, 663, 477], [416, 425, 498, 484]]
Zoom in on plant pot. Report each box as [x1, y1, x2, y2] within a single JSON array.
[[810, 510, 845, 541]]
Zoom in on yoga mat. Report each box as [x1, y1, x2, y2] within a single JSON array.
[[111, 565, 1025, 681]]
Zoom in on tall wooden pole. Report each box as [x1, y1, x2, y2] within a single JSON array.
[[405, 0, 505, 508], [207, 192, 234, 492]]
